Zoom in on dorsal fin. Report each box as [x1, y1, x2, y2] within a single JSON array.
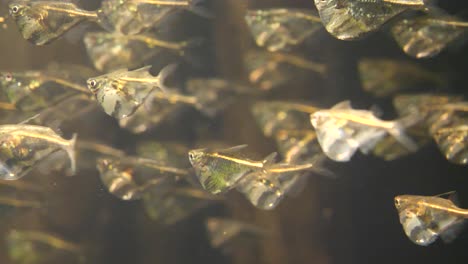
[[262, 152, 278, 166], [219, 144, 248, 154], [435, 191, 459, 205], [331, 100, 352, 110], [18, 114, 41, 125]]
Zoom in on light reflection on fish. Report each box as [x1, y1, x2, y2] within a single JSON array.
[[432, 125, 468, 165], [394, 193, 468, 246]]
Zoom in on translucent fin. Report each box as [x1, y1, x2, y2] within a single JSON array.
[[219, 144, 248, 154], [440, 221, 466, 243], [388, 114, 422, 151], [262, 152, 278, 166], [66, 134, 78, 176], [331, 100, 352, 110], [156, 64, 178, 92]]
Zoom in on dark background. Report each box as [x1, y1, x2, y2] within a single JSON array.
[[1, 0, 468, 264]]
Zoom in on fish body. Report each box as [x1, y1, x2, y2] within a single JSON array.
[[96, 157, 177, 201], [206, 217, 265, 250], [315, 0, 425, 40], [392, 13, 467, 58], [9, 0, 97, 45], [246, 51, 326, 90], [311, 100, 418, 161], [188, 145, 260, 194], [97, 0, 208, 35], [0, 125, 76, 180], [83, 32, 191, 72], [358, 58, 447, 97], [87, 65, 174, 119], [245, 8, 322, 52], [433, 125, 468, 165], [236, 170, 284, 210], [394, 194, 468, 246]]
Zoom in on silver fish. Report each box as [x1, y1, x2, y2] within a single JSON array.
[[8, 0, 98, 45], [245, 8, 322, 52], [395, 194, 468, 246], [315, 0, 426, 40], [87, 64, 174, 119], [311, 100, 419, 161], [0, 125, 76, 180], [97, 0, 209, 35], [245, 50, 327, 91], [83, 31, 195, 72], [432, 125, 468, 165], [188, 145, 316, 194], [391, 11, 468, 58], [358, 58, 447, 97], [96, 157, 180, 201]]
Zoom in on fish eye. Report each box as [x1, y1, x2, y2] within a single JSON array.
[[188, 152, 194, 160], [88, 79, 98, 90], [9, 5, 20, 15], [4, 73, 12, 82]]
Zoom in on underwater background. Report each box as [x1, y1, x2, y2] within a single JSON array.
[[0, 0, 468, 263]]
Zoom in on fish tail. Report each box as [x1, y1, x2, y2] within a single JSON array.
[[388, 120, 418, 152], [157, 64, 178, 92], [66, 133, 78, 176]]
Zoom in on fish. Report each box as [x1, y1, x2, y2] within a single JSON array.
[[251, 101, 320, 137], [310, 100, 419, 161], [97, 0, 211, 35], [358, 58, 447, 97], [188, 144, 317, 194], [0, 124, 77, 180], [391, 11, 468, 58], [86, 64, 175, 119], [142, 186, 223, 225], [314, 0, 427, 40], [432, 125, 468, 165], [6, 229, 84, 264], [393, 94, 466, 134], [236, 170, 284, 210], [8, 0, 98, 45], [394, 193, 468, 246], [96, 157, 179, 201], [0, 69, 91, 112], [83, 31, 198, 72], [245, 50, 327, 91], [245, 8, 323, 52], [205, 217, 265, 252]]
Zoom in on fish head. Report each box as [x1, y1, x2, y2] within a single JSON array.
[[310, 110, 331, 128], [188, 148, 208, 169], [0, 72, 38, 105], [394, 195, 415, 211], [8, 1, 29, 18], [86, 76, 107, 94], [8, 1, 53, 45]]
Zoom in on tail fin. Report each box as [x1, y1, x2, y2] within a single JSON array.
[[156, 64, 178, 92], [388, 115, 420, 152], [66, 133, 78, 176]]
